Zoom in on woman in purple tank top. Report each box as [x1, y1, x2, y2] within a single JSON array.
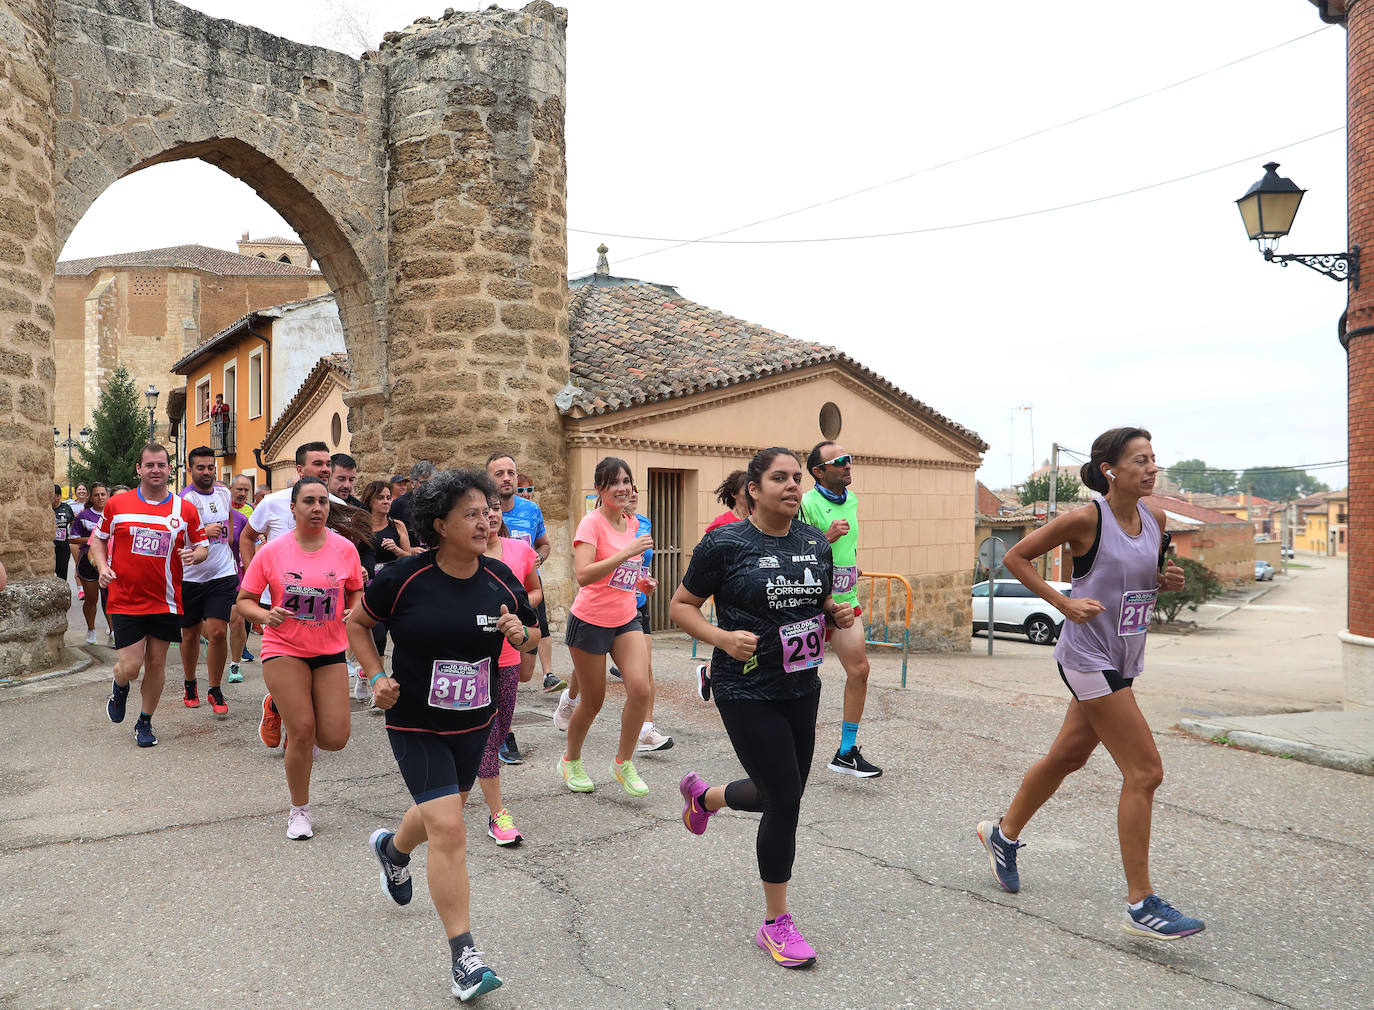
[[973, 428, 1206, 941]]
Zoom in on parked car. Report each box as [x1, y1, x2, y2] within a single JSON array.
[[1255, 560, 1275, 581], [971, 579, 1072, 645], [1281, 545, 1295, 559]]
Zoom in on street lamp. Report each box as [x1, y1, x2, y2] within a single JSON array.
[[145, 384, 159, 442], [1236, 162, 1359, 287], [54, 423, 89, 490]]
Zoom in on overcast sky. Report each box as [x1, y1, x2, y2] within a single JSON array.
[[60, 0, 1351, 491]]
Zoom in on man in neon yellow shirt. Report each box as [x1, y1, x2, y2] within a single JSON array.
[[800, 442, 880, 778]]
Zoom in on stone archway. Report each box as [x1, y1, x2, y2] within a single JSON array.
[[0, 0, 570, 673]]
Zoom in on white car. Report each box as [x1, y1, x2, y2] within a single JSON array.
[[971, 579, 1072, 645]]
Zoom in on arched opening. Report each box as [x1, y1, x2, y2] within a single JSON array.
[[57, 138, 383, 493]]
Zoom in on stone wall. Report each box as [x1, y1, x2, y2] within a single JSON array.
[[0, 0, 70, 667], [369, 3, 571, 610]]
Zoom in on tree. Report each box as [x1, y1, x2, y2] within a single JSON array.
[[1154, 556, 1226, 624], [71, 366, 147, 490], [1019, 472, 1081, 505], [1166, 458, 1235, 496], [1235, 466, 1330, 502]]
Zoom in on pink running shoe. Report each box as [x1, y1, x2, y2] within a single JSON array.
[[755, 913, 816, 968], [679, 772, 715, 835], [487, 808, 523, 846]]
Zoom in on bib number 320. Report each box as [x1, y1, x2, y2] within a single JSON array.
[[779, 616, 825, 674]]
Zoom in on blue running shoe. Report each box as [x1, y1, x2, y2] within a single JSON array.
[[133, 716, 157, 748], [368, 828, 412, 906], [976, 819, 1023, 893], [241, 647, 254, 662], [1122, 894, 1205, 940], [106, 678, 129, 724], [451, 945, 502, 1001]]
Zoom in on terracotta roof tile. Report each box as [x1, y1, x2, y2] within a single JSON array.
[[567, 281, 986, 450], [58, 244, 320, 277]]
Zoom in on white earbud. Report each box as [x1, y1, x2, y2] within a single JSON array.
[[1106, 469, 1116, 480]]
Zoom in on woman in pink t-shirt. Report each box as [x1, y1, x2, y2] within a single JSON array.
[[475, 493, 543, 845], [236, 477, 365, 840], [559, 457, 656, 798]]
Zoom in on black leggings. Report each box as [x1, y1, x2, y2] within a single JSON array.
[[715, 686, 821, 884], [54, 542, 70, 580]]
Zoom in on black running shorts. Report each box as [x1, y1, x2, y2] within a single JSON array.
[[180, 575, 238, 628], [111, 613, 181, 650], [387, 726, 490, 803]]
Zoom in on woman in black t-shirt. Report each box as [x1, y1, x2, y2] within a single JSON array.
[[670, 447, 855, 972], [347, 470, 539, 1003]]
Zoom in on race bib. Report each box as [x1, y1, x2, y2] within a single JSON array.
[[779, 616, 825, 674], [833, 566, 858, 594], [282, 583, 340, 623], [509, 529, 533, 545], [1118, 589, 1157, 637], [428, 657, 492, 711], [130, 527, 171, 557], [608, 559, 641, 593], [55, 525, 67, 542]]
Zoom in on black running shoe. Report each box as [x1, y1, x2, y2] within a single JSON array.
[[106, 678, 129, 724], [133, 716, 157, 748], [827, 746, 882, 778], [694, 663, 711, 703], [609, 665, 622, 681], [498, 732, 522, 765], [451, 945, 502, 1001], [368, 829, 412, 906], [541, 672, 567, 693]]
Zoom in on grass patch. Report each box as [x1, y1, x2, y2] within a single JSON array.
[[1285, 562, 1314, 569]]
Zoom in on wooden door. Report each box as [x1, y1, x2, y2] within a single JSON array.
[[646, 469, 684, 631]]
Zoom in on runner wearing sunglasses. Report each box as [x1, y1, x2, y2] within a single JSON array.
[[800, 443, 880, 778]]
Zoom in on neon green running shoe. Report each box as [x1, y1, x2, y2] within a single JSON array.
[[559, 755, 594, 793], [612, 758, 648, 797]]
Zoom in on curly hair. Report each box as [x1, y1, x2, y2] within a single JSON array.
[[414, 469, 497, 548], [714, 469, 748, 509]]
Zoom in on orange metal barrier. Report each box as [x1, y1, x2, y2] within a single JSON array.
[[855, 572, 913, 686]]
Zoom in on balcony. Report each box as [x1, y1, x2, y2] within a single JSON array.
[[210, 411, 236, 456]]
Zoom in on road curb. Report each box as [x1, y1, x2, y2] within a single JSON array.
[[1178, 718, 1374, 776], [0, 647, 94, 689]]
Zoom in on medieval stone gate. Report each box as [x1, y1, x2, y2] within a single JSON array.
[[0, 0, 570, 671]]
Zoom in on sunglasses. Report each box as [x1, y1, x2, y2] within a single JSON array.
[[822, 454, 853, 468], [516, 486, 534, 494]]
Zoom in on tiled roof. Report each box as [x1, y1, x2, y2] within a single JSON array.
[[240, 236, 300, 245], [1152, 494, 1248, 525], [58, 244, 320, 277], [567, 281, 986, 450], [261, 353, 350, 456]]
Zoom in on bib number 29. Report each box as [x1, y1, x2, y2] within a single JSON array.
[[779, 616, 824, 674]]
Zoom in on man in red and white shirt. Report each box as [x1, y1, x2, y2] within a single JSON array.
[[90, 443, 208, 748]]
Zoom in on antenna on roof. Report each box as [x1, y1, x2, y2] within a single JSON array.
[[595, 243, 609, 277]]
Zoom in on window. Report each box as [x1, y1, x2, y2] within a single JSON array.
[[278, 254, 292, 263], [996, 582, 1034, 598], [819, 401, 842, 440], [972, 583, 990, 598], [248, 348, 263, 419], [330, 412, 342, 446], [195, 376, 211, 424], [222, 364, 236, 413]]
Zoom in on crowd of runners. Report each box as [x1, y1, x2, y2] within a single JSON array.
[[52, 423, 1202, 1001]]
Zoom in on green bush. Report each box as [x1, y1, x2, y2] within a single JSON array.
[[1155, 556, 1225, 624]]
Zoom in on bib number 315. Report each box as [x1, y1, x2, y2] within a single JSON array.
[[428, 657, 492, 711], [779, 616, 825, 674]]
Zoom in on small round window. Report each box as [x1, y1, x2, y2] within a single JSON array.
[[819, 401, 842, 440], [330, 412, 342, 445]]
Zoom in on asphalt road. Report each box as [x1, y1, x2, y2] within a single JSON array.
[[2, 561, 1366, 1009]]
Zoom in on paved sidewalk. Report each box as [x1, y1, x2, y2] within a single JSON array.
[[1179, 710, 1374, 776]]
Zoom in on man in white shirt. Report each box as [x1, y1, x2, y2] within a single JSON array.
[[178, 447, 240, 715]]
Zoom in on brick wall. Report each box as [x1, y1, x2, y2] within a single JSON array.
[[1350, 5, 1374, 637]]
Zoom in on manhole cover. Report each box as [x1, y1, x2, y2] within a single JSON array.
[[511, 710, 549, 727]]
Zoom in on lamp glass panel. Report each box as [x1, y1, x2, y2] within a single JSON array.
[[1257, 190, 1303, 238], [1238, 193, 1263, 240]]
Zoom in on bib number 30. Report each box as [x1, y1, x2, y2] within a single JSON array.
[[779, 616, 825, 674]]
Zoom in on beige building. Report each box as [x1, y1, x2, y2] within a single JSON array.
[[260, 353, 352, 486], [561, 267, 987, 649], [54, 241, 327, 482]]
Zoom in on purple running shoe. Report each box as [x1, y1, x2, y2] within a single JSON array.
[[755, 913, 816, 968], [679, 772, 715, 835]]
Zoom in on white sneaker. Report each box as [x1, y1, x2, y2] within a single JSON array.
[[85, 629, 98, 645], [352, 672, 372, 704], [553, 688, 578, 732], [636, 723, 674, 752], [287, 806, 313, 840]]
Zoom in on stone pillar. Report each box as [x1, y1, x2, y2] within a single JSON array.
[[1346, 1, 1374, 709], [0, 0, 70, 670], [374, 2, 572, 613]]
